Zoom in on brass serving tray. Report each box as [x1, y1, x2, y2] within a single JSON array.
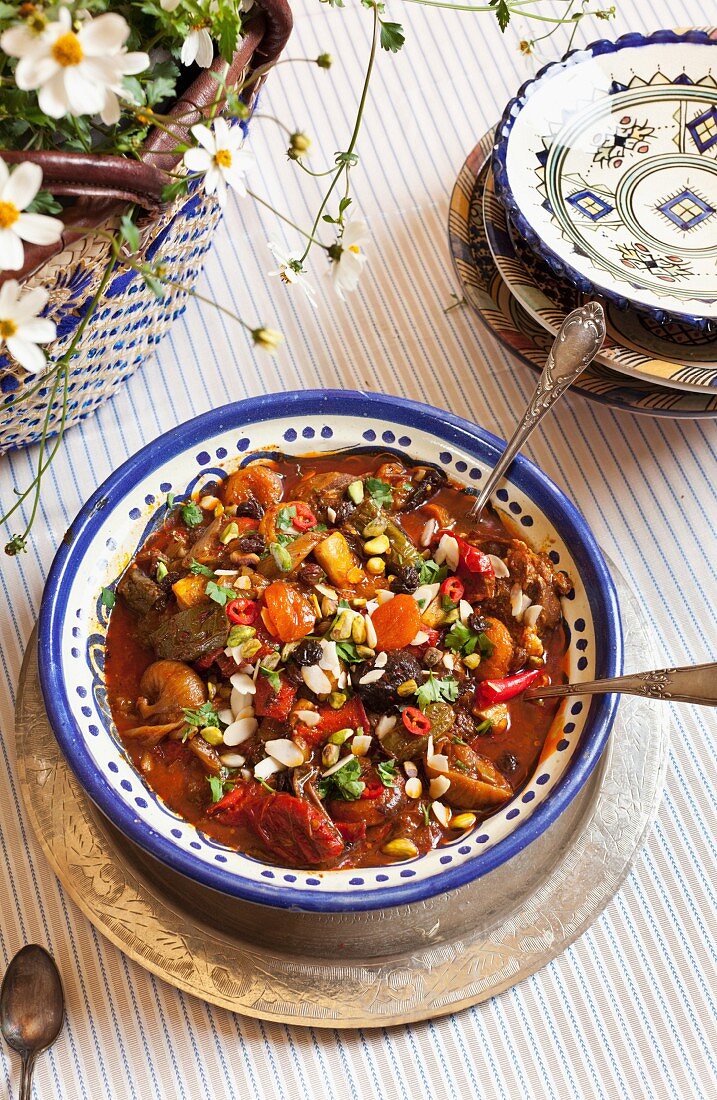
[[16, 560, 668, 1026]]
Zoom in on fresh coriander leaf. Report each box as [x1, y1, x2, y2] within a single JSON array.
[[205, 580, 238, 606], [379, 20, 405, 53], [377, 759, 398, 787], [416, 673, 458, 711], [276, 505, 297, 533], [444, 620, 471, 653], [260, 665, 282, 693], [335, 640, 364, 664], [101, 586, 115, 610], [474, 718, 493, 736], [189, 559, 215, 578], [365, 477, 393, 508], [181, 500, 203, 527], [207, 775, 225, 802], [318, 757, 365, 801], [183, 701, 220, 729], [418, 559, 448, 585]]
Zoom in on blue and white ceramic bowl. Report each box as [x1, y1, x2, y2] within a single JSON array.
[[38, 391, 623, 913], [493, 30, 717, 327]]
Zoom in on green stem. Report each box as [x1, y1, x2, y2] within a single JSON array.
[[247, 190, 328, 247], [298, 2, 379, 263], [397, 0, 595, 21]]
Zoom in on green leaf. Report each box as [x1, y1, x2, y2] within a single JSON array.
[[492, 0, 511, 31], [416, 673, 458, 711], [379, 20, 405, 53], [318, 757, 365, 801], [276, 505, 297, 533], [335, 640, 364, 664], [26, 189, 62, 215], [189, 559, 215, 578], [365, 477, 393, 508], [101, 587, 116, 610], [205, 581, 238, 606], [166, 492, 175, 509], [421, 802, 430, 826], [377, 759, 398, 787], [119, 214, 140, 253], [418, 559, 448, 586], [183, 701, 221, 730], [207, 775, 225, 802], [260, 665, 282, 693], [181, 500, 204, 527], [474, 718, 493, 736]]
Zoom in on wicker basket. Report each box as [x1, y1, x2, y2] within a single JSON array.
[[0, 1, 292, 453]]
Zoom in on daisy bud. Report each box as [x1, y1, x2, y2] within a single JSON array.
[[287, 132, 311, 160], [251, 327, 283, 353], [519, 40, 534, 55], [316, 53, 333, 69]]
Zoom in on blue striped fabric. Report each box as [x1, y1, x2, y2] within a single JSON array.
[[1, 1, 716, 1096]]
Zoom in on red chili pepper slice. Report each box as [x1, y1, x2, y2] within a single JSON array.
[[475, 668, 541, 706], [440, 576, 464, 604], [226, 597, 258, 625], [360, 781, 384, 800], [292, 502, 317, 532], [402, 706, 431, 736], [434, 529, 495, 578]]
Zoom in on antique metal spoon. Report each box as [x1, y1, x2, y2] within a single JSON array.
[[469, 301, 606, 519], [525, 662, 717, 706], [0, 945, 65, 1100]]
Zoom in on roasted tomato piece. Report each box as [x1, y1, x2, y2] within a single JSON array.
[[209, 785, 344, 866], [254, 671, 297, 721], [296, 696, 369, 745]]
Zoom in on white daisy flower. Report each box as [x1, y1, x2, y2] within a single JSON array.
[[181, 25, 214, 68], [0, 159, 63, 272], [0, 280, 56, 375], [268, 241, 317, 306], [160, 0, 181, 9], [183, 117, 253, 206], [2, 7, 149, 124], [330, 219, 369, 300]]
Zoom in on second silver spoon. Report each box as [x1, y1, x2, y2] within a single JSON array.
[[469, 302, 606, 520]]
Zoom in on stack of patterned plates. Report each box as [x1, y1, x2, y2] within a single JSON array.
[[449, 30, 717, 418]]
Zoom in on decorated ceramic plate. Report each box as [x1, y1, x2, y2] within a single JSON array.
[[482, 165, 717, 392], [493, 30, 717, 326], [38, 390, 621, 914], [449, 129, 717, 417]]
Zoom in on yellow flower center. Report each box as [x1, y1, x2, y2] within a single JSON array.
[[348, 244, 361, 254], [52, 31, 83, 68], [214, 149, 232, 169], [0, 319, 17, 339], [0, 201, 19, 229]]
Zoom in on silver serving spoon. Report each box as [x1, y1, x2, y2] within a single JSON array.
[[525, 662, 717, 706], [469, 302, 606, 520], [0, 945, 65, 1100]]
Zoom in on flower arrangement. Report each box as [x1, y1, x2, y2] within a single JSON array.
[[0, 0, 616, 554]]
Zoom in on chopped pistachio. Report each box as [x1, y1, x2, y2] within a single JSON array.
[[347, 480, 365, 504], [220, 521, 239, 545]]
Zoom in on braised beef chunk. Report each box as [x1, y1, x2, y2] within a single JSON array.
[[105, 449, 570, 871], [504, 541, 570, 629], [118, 564, 164, 618]]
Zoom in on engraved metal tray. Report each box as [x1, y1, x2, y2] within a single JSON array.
[[16, 560, 668, 1026]]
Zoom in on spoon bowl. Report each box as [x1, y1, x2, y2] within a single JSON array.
[[1, 945, 64, 1100]]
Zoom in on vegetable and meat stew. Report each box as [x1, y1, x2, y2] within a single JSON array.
[[105, 451, 571, 869]]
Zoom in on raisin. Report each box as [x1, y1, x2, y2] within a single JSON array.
[[293, 639, 323, 667], [237, 533, 265, 555], [497, 751, 518, 775], [235, 499, 264, 519], [333, 501, 356, 527], [298, 562, 325, 586], [468, 612, 488, 635], [353, 650, 422, 711], [391, 565, 420, 594]]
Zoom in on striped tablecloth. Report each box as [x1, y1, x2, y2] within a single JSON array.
[[1, 1, 715, 1096]]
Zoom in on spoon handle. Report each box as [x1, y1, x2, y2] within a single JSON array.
[[469, 302, 606, 519], [19, 1053, 35, 1100], [525, 662, 717, 707]]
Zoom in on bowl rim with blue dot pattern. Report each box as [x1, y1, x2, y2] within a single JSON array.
[[38, 390, 623, 913]]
